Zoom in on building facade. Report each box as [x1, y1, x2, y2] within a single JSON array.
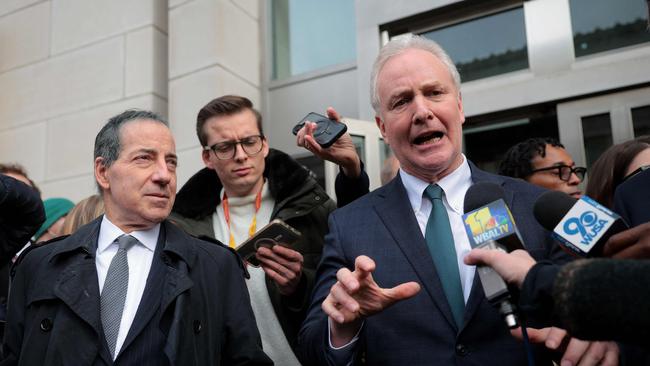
[[1, 0, 648, 200]]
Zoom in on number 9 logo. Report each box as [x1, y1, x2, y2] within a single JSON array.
[[564, 210, 597, 237]]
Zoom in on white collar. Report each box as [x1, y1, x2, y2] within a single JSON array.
[[97, 215, 159, 254], [400, 154, 472, 214]]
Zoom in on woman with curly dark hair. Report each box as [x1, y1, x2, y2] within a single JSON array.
[[499, 137, 585, 198]]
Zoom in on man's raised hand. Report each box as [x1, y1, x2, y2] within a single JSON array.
[[323, 255, 420, 346]]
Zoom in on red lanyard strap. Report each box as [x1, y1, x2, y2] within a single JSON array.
[[222, 189, 262, 248]]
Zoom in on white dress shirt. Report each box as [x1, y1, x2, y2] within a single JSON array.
[[399, 154, 475, 302], [96, 216, 158, 359]]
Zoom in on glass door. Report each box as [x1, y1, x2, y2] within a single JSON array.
[[323, 118, 388, 199], [557, 86, 650, 169]]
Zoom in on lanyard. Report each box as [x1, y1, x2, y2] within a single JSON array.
[[222, 188, 262, 248]]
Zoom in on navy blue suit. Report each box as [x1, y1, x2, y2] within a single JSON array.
[[298, 163, 571, 365]]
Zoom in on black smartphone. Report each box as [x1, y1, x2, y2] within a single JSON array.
[[292, 112, 348, 148], [235, 219, 302, 267]]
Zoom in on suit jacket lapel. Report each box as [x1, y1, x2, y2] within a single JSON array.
[[462, 163, 514, 329], [158, 221, 196, 364], [373, 176, 459, 330], [159, 222, 195, 312], [52, 221, 102, 337]]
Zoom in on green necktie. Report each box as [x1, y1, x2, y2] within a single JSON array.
[[424, 184, 465, 328]]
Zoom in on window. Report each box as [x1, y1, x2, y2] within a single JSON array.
[[570, 0, 650, 57], [632, 105, 650, 138], [379, 139, 392, 166], [581, 113, 613, 168], [463, 104, 559, 173], [351, 135, 365, 161], [421, 7, 528, 82], [271, 0, 356, 79]]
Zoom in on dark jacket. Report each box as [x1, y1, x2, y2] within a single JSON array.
[[298, 163, 572, 366], [613, 168, 650, 227], [0, 174, 45, 327], [1, 218, 272, 366], [170, 149, 336, 351], [0, 174, 44, 266]]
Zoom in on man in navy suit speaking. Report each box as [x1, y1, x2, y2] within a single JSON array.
[[297, 35, 619, 366]]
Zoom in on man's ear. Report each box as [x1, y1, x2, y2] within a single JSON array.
[[94, 157, 110, 190], [376, 116, 388, 144], [202, 149, 214, 169], [261, 137, 270, 158], [458, 92, 465, 125]]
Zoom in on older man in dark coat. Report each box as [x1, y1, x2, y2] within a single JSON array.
[[1, 110, 272, 366]]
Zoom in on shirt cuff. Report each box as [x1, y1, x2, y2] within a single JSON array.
[[327, 317, 364, 349], [326, 318, 364, 366]]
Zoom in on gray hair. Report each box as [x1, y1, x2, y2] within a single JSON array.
[[370, 34, 461, 114], [94, 109, 167, 169]]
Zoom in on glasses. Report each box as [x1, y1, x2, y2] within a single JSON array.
[[204, 135, 264, 160], [530, 165, 587, 182], [621, 165, 649, 183]]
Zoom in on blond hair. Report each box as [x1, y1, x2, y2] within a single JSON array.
[[62, 195, 105, 235]]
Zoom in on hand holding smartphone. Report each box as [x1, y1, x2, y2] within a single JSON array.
[[292, 112, 347, 148], [236, 219, 302, 267]]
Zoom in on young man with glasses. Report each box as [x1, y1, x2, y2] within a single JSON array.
[[499, 137, 586, 198], [170, 95, 366, 365]]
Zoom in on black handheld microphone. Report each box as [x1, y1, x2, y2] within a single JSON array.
[[533, 191, 628, 257], [463, 182, 523, 328]]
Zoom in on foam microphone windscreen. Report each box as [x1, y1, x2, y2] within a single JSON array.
[[553, 258, 650, 344], [533, 190, 576, 232], [534, 190, 627, 257], [463, 182, 525, 252], [463, 182, 506, 213]]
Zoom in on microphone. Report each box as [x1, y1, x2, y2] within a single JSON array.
[[533, 191, 628, 257], [553, 258, 650, 344], [463, 182, 522, 328], [463, 183, 525, 252]]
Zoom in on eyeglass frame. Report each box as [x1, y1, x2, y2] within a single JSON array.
[[203, 134, 265, 160], [529, 165, 587, 182]]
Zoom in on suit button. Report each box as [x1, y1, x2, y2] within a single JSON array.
[[455, 344, 469, 356], [40, 318, 53, 332], [193, 320, 202, 334]]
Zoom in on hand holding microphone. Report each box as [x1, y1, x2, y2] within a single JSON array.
[[462, 183, 622, 362], [602, 221, 650, 259], [462, 182, 527, 328], [463, 249, 536, 289]]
